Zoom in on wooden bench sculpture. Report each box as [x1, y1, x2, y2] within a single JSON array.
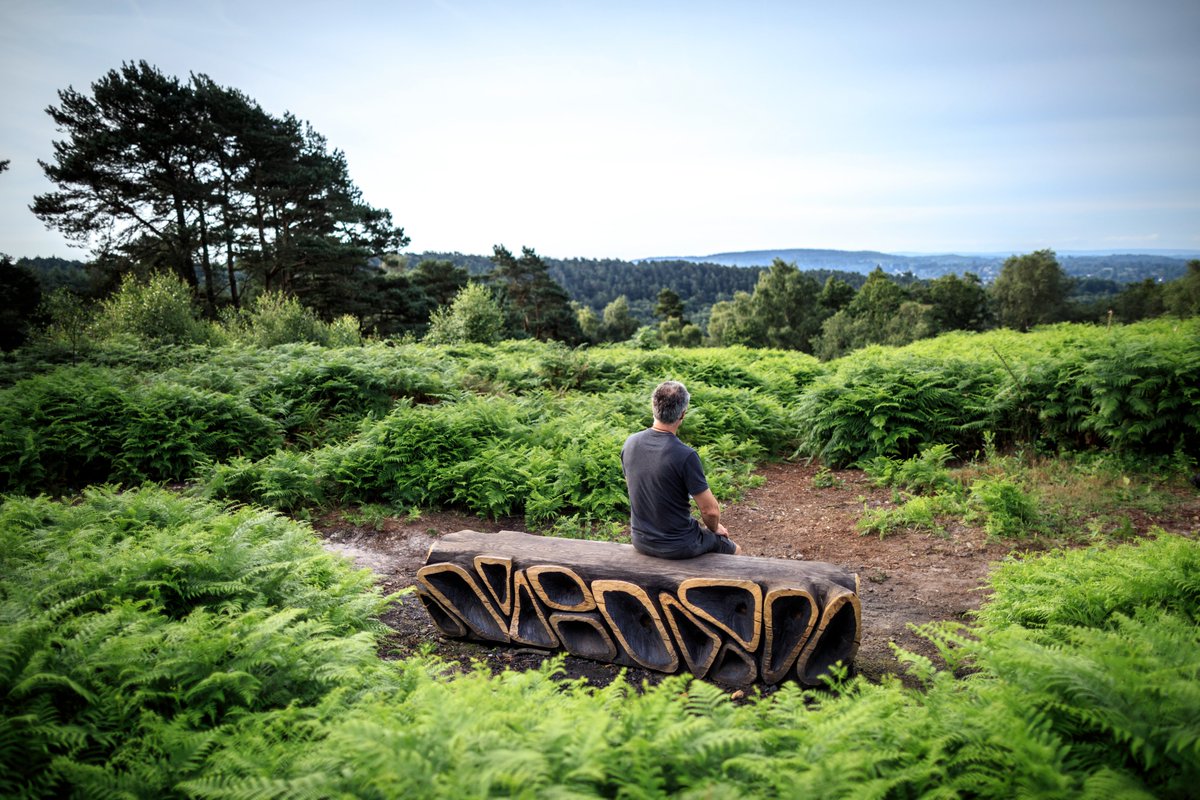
[[417, 530, 861, 685]]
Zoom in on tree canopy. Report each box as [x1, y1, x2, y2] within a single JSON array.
[[1164, 260, 1200, 318], [708, 259, 839, 352], [33, 61, 407, 318], [0, 257, 42, 351], [488, 246, 582, 343], [424, 282, 506, 345], [654, 287, 686, 322], [991, 249, 1071, 331]]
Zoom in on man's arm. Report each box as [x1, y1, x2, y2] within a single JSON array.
[[693, 488, 729, 537]]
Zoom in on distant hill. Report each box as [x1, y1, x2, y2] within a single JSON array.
[[15, 256, 91, 294], [642, 248, 1198, 284]]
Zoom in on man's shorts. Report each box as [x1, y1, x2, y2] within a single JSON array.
[[632, 527, 737, 559]]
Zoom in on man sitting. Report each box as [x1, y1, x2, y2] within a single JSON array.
[[620, 380, 742, 558]]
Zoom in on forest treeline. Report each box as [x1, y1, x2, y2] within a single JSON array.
[[2, 60, 1199, 359], [7, 246, 1198, 362], [392, 251, 875, 322]]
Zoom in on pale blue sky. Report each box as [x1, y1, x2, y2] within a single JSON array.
[[2, 0, 1197, 260]]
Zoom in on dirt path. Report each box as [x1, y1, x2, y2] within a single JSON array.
[[316, 462, 1198, 691]]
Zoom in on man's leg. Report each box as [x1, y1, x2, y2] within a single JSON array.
[[700, 528, 740, 556]]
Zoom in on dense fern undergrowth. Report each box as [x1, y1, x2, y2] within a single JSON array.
[[2, 488, 1197, 798], [1, 318, 1196, 524], [2, 319, 1198, 796]]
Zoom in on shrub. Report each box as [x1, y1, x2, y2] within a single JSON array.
[[0, 366, 131, 492], [974, 533, 1200, 633], [423, 282, 505, 345], [968, 477, 1041, 538], [794, 319, 1200, 465], [224, 291, 361, 347], [792, 354, 999, 466], [861, 443, 957, 493], [91, 272, 209, 346], [4, 491, 1198, 798], [961, 535, 1200, 796], [115, 382, 281, 483], [0, 366, 280, 494], [181, 534, 1200, 798]]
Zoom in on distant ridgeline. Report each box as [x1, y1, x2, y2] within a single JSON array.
[[642, 248, 1198, 284], [13, 256, 90, 294], [404, 248, 1196, 319]]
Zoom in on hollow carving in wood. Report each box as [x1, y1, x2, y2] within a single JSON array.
[[418, 530, 861, 685]]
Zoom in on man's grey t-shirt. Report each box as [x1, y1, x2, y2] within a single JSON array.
[[620, 428, 709, 557]]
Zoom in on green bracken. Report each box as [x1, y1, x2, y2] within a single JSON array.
[[2, 489, 1196, 798], [2, 319, 1195, 529]]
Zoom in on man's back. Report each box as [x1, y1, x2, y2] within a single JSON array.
[[621, 428, 708, 556]]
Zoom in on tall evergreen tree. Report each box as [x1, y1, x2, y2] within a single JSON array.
[[411, 259, 469, 308], [655, 287, 686, 322], [33, 63, 206, 295], [488, 245, 582, 343], [32, 61, 408, 318], [819, 276, 856, 314], [749, 259, 824, 350]]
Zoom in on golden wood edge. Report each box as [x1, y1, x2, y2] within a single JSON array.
[[416, 562, 511, 644], [593, 579, 680, 673], [658, 592, 721, 679], [509, 569, 560, 648], [678, 577, 765, 653], [473, 555, 514, 616], [527, 564, 597, 612]]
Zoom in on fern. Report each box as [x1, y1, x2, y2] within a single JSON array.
[[0, 488, 396, 797]]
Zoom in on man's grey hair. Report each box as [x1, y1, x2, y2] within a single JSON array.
[[652, 380, 690, 424]]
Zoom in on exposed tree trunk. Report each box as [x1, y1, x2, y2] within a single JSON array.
[[170, 188, 198, 291], [194, 196, 217, 312], [255, 200, 268, 290], [197, 210, 216, 312], [418, 530, 861, 685], [222, 192, 240, 308]]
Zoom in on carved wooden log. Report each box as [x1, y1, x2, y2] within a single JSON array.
[[418, 530, 860, 685]]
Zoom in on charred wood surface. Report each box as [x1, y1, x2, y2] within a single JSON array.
[[418, 529, 861, 685]]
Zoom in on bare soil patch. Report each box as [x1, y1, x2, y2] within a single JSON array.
[[315, 462, 1200, 693]]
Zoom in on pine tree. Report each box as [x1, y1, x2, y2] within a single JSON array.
[[488, 246, 582, 343], [655, 287, 686, 322], [33, 61, 408, 318]]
